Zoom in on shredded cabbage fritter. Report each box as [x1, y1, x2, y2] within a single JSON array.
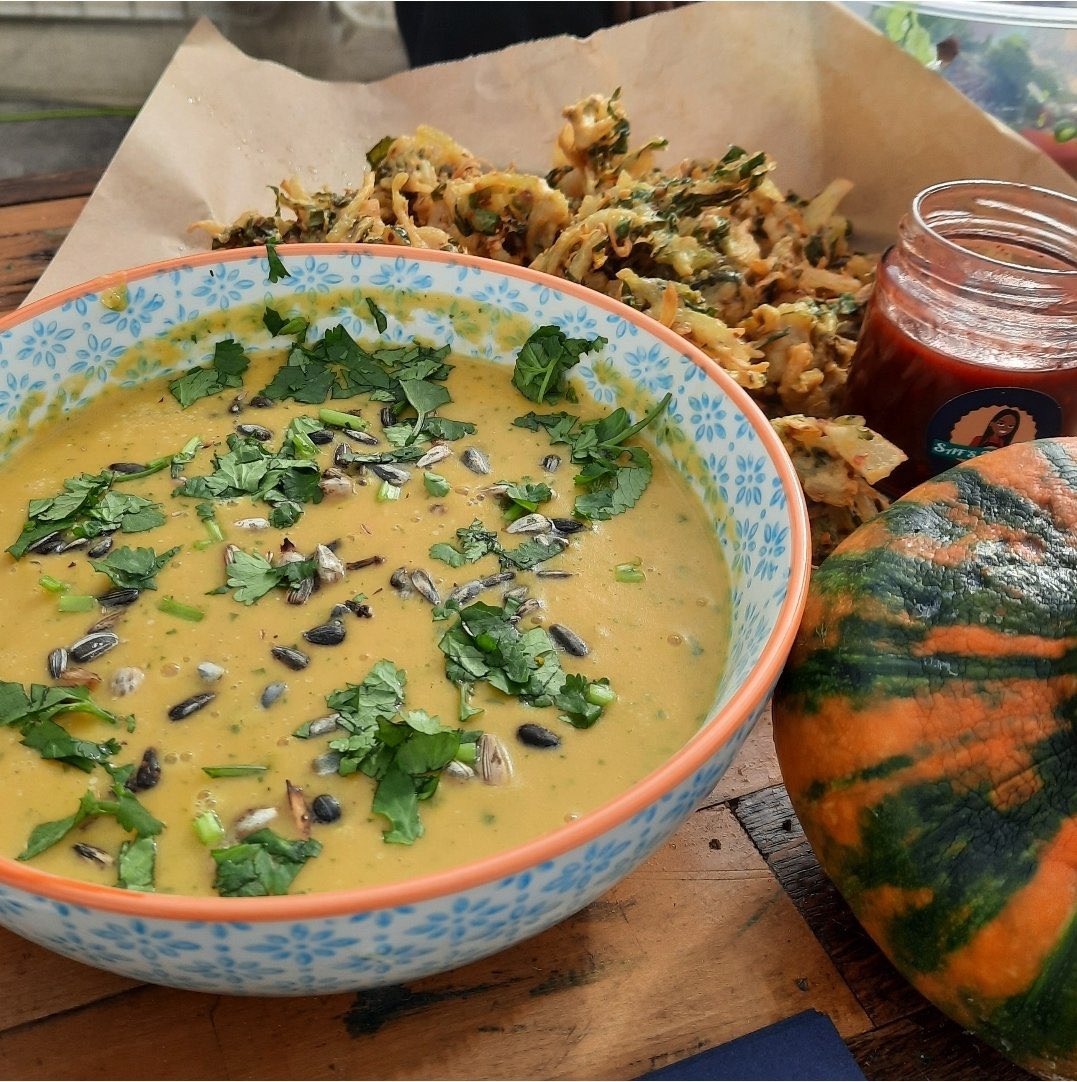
[[193, 90, 905, 558]]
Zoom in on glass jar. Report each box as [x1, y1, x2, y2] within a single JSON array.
[[842, 179, 1077, 496]]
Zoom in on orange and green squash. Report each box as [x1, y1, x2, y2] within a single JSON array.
[[773, 437, 1077, 1077]]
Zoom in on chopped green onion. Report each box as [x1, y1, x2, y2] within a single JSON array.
[[158, 597, 205, 622], [192, 809, 226, 847], [201, 765, 268, 779], [58, 594, 96, 613], [455, 741, 479, 765], [424, 471, 451, 497], [376, 480, 401, 503], [38, 574, 70, 594], [586, 681, 616, 707], [318, 408, 367, 430], [614, 561, 646, 583]]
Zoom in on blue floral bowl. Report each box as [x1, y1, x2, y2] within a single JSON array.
[[0, 246, 809, 995]]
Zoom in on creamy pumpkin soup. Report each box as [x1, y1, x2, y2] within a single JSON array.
[[0, 297, 731, 897]]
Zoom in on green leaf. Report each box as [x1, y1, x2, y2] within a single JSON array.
[[211, 828, 322, 897], [366, 297, 388, 333], [18, 793, 98, 860], [366, 134, 393, 170], [372, 765, 425, 845], [512, 325, 606, 405], [424, 472, 451, 497], [90, 545, 180, 591], [169, 338, 250, 409], [117, 836, 157, 891], [19, 718, 121, 772], [265, 239, 291, 283]]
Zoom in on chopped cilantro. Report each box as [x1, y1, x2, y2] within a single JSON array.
[[512, 325, 606, 405], [429, 518, 562, 572], [8, 471, 167, 559], [224, 549, 316, 606], [265, 239, 291, 283], [117, 836, 157, 892], [90, 544, 180, 591], [437, 600, 613, 729], [513, 393, 671, 520], [168, 338, 250, 409], [324, 660, 467, 844], [211, 828, 321, 897]]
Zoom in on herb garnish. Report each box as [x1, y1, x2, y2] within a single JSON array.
[[324, 660, 472, 844], [513, 392, 672, 519], [438, 599, 614, 728], [429, 518, 560, 572], [90, 544, 180, 591], [265, 239, 291, 284], [8, 471, 167, 559], [174, 433, 323, 528], [512, 325, 607, 405], [168, 338, 250, 409], [211, 828, 321, 897], [224, 548, 317, 606], [496, 480, 553, 523], [18, 764, 164, 863], [117, 836, 157, 892]]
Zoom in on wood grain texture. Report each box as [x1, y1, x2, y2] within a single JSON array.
[[0, 805, 868, 1081], [0, 195, 86, 317]]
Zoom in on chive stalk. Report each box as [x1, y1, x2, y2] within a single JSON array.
[[455, 741, 479, 765], [158, 597, 205, 622], [376, 480, 401, 503], [201, 765, 268, 779], [586, 681, 616, 707], [38, 574, 70, 594], [614, 561, 646, 583], [318, 408, 367, 430], [192, 810, 226, 847], [58, 595, 96, 613]]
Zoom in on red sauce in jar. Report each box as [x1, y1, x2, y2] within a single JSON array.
[[842, 181, 1077, 496]]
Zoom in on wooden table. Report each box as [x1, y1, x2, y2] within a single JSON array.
[[0, 172, 1031, 1082]]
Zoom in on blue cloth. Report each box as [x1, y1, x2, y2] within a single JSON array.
[[638, 1009, 865, 1081]]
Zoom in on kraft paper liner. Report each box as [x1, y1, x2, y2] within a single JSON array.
[[26, 1, 1077, 305]]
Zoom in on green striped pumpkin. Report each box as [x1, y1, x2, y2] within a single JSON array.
[[773, 437, 1077, 1077]]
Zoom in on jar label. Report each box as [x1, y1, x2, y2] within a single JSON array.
[[926, 387, 1063, 471]]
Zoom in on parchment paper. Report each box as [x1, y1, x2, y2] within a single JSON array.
[[28, 1, 1077, 303]]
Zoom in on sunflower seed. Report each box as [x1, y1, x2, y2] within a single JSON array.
[[236, 423, 273, 441], [541, 454, 562, 472], [550, 623, 589, 657], [108, 462, 147, 475], [73, 843, 114, 868], [272, 645, 311, 671], [197, 661, 226, 682], [461, 447, 491, 475], [110, 666, 145, 697], [27, 531, 65, 555], [69, 630, 120, 664], [86, 535, 114, 559], [309, 429, 334, 445], [47, 647, 68, 680], [261, 682, 288, 708], [444, 760, 476, 781], [314, 544, 346, 585], [168, 692, 216, 721], [306, 714, 341, 738], [409, 569, 441, 606], [126, 747, 162, 792], [98, 587, 140, 608], [416, 445, 452, 469], [249, 394, 274, 409], [478, 733, 513, 785], [517, 723, 562, 749], [370, 462, 411, 486], [234, 517, 271, 530], [505, 513, 552, 535], [311, 794, 342, 823], [312, 750, 342, 776], [303, 620, 346, 646], [550, 517, 586, 535], [57, 668, 100, 690], [344, 427, 380, 446], [235, 806, 278, 839]]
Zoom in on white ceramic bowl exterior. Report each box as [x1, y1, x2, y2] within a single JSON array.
[[0, 247, 808, 995]]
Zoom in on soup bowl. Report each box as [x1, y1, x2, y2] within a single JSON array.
[[0, 246, 809, 995]]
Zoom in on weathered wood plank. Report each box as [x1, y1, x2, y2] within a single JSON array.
[[0, 170, 101, 209], [0, 931, 138, 1032], [0, 196, 86, 317], [0, 805, 868, 1081]]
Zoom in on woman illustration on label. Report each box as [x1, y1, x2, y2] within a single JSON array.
[[969, 408, 1021, 449]]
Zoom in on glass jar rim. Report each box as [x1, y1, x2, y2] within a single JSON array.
[[911, 179, 1077, 278]]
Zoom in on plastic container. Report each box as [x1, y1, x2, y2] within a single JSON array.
[[849, 1, 1077, 177], [842, 179, 1077, 495]]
